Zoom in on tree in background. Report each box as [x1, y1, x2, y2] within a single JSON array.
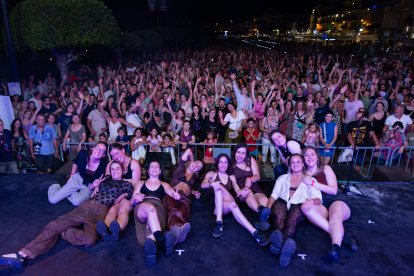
[[9, 0, 120, 81]]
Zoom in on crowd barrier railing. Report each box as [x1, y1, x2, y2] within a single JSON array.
[[388, 146, 414, 176], [59, 142, 411, 180], [185, 143, 395, 179]]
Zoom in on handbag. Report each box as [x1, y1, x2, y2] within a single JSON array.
[[337, 148, 354, 163], [228, 130, 239, 139]]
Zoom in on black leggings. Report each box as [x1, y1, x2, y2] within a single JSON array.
[[271, 198, 305, 239]]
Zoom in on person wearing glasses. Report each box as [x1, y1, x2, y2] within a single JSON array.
[[48, 142, 108, 206], [0, 161, 133, 268]]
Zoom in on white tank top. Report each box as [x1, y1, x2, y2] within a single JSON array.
[[109, 118, 122, 141]]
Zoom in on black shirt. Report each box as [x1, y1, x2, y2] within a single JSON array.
[[144, 111, 161, 133], [74, 150, 108, 184], [82, 103, 96, 125], [0, 130, 13, 162], [279, 139, 305, 160], [39, 104, 58, 117], [202, 118, 220, 140], [92, 178, 133, 208], [347, 120, 373, 146], [315, 102, 331, 125], [293, 95, 307, 102], [190, 114, 203, 139], [126, 93, 139, 107]]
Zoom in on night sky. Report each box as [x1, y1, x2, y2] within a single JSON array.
[[6, 0, 325, 31], [103, 0, 322, 31]]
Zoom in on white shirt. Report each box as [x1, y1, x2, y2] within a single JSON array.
[[29, 97, 41, 109], [384, 114, 413, 133], [126, 113, 143, 136], [224, 111, 246, 131], [88, 86, 100, 96], [271, 174, 322, 210], [87, 109, 107, 140], [343, 100, 364, 124], [104, 90, 114, 100]]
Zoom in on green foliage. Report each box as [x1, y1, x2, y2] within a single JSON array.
[[9, 0, 120, 51]]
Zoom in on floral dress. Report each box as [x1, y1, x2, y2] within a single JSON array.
[[12, 134, 31, 169], [332, 108, 342, 135], [292, 111, 306, 141]]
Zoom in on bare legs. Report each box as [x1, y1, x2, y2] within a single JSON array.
[[212, 187, 256, 234], [137, 202, 162, 241], [104, 199, 132, 231], [301, 200, 351, 246]]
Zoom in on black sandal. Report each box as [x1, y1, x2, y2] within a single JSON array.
[[0, 252, 28, 268]]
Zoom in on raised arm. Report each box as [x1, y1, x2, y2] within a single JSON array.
[[181, 148, 194, 162], [250, 80, 257, 105]]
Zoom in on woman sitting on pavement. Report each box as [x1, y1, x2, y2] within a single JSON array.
[[95, 143, 141, 242], [0, 161, 133, 268], [231, 143, 271, 231], [131, 161, 181, 266], [48, 142, 108, 206], [201, 153, 269, 246], [163, 148, 204, 245], [267, 153, 322, 267], [302, 146, 357, 262]]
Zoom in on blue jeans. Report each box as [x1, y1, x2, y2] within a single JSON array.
[[0, 161, 19, 174]]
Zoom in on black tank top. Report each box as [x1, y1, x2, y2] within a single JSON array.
[[140, 181, 165, 200], [123, 159, 133, 179], [214, 173, 232, 191], [372, 114, 386, 136]]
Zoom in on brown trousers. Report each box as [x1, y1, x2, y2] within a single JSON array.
[[134, 198, 167, 247], [21, 200, 108, 259], [163, 191, 191, 230], [271, 198, 305, 239]]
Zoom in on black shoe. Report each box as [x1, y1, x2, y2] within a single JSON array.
[[170, 225, 181, 245], [254, 221, 270, 232], [178, 222, 191, 243], [253, 231, 270, 246], [212, 221, 223, 238], [269, 230, 283, 256], [327, 244, 341, 263], [144, 239, 157, 266], [0, 252, 27, 268], [343, 232, 358, 252], [258, 207, 271, 222], [279, 238, 296, 268], [109, 221, 121, 241], [96, 221, 110, 242], [164, 231, 175, 257]]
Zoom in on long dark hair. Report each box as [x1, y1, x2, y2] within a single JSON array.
[[215, 153, 233, 175], [11, 119, 25, 138], [231, 143, 251, 168]]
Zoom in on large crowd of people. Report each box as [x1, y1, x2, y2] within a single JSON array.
[[0, 41, 413, 268]]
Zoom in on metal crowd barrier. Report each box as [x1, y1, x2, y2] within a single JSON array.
[[185, 143, 395, 179], [388, 146, 414, 176]]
